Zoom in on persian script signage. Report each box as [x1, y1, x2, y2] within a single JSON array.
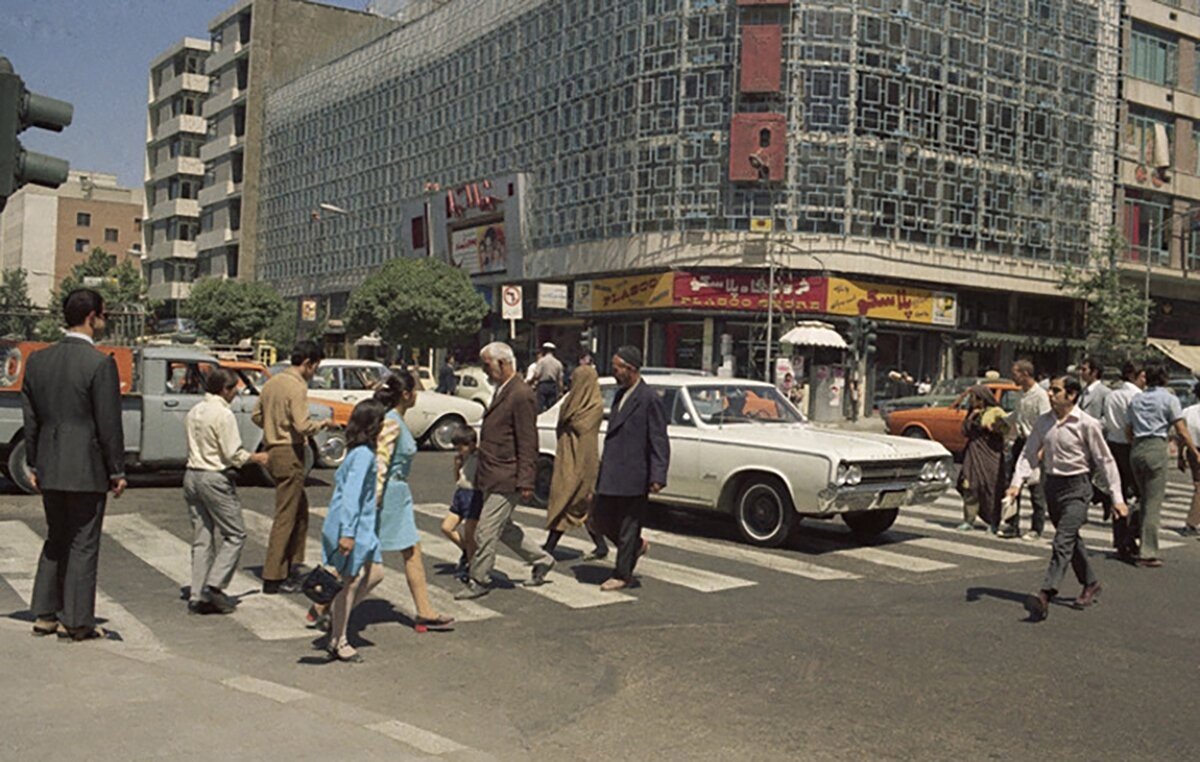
[[673, 272, 826, 312]]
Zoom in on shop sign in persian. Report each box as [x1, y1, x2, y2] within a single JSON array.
[[826, 278, 957, 326], [449, 222, 507, 274], [575, 272, 674, 313], [673, 272, 827, 312]]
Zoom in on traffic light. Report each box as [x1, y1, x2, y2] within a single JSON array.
[[580, 326, 596, 353], [0, 56, 74, 208], [861, 318, 878, 357]]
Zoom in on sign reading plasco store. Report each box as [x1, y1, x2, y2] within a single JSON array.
[[826, 278, 957, 326]]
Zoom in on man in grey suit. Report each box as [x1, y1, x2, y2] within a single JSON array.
[[21, 289, 126, 641], [593, 346, 670, 592]]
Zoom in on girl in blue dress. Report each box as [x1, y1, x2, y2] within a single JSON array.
[[321, 398, 387, 662], [374, 372, 454, 629]]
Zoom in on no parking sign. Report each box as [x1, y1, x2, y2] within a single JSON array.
[[501, 285, 523, 319]]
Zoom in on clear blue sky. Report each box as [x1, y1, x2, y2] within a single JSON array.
[[2, 0, 369, 191]]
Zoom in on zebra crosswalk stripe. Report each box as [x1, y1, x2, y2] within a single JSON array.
[[0, 520, 165, 655], [900, 537, 1042, 564], [825, 545, 955, 572], [104, 514, 313, 641], [239, 510, 499, 623], [910, 503, 1184, 550]]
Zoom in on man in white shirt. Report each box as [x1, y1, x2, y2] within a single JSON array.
[[184, 368, 268, 614], [1101, 360, 1145, 558], [1078, 357, 1113, 520], [1181, 382, 1200, 537], [1009, 360, 1051, 540]]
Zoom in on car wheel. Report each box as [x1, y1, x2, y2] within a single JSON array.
[[6, 439, 38, 495], [733, 476, 795, 548], [843, 509, 899, 538], [533, 455, 554, 508], [902, 427, 929, 439], [427, 415, 465, 451], [317, 430, 347, 469]]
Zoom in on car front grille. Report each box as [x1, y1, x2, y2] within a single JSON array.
[[856, 460, 928, 483]]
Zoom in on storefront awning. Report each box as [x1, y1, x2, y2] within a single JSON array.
[[1147, 337, 1200, 374], [778, 321, 848, 349], [964, 331, 1086, 351]]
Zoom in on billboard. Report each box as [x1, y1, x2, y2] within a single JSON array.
[[826, 278, 957, 326], [673, 272, 826, 312], [450, 221, 507, 274]]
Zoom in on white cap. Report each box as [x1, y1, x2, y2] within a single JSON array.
[[542, 342, 556, 351]]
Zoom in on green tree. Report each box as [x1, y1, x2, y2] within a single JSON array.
[[183, 277, 286, 344], [265, 304, 298, 351], [0, 268, 38, 339], [1059, 228, 1152, 364], [345, 257, 488, 352], [56, 247, 147, 308]]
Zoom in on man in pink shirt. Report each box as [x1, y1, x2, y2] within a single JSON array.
[[1007, 375, 1127, 622]]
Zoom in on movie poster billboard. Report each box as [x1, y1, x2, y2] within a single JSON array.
[[450, 221, 507, 275]]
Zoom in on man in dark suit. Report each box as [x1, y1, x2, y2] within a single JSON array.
[[593, 346, 669, 592], [21, 288, 126, 641], [456, 341, 555, 600]]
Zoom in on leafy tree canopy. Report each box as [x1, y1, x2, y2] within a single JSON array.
[[1059, 229, 1152, 364], [183, 277, 286, 344], [56, 247, 147, 309], [0, 268, 37, 340], [345, 257, 488, 351]]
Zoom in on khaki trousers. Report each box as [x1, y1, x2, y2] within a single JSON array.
[[263, 443, 308, 582]]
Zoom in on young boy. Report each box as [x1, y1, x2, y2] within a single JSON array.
[[441, 426, 483, 579]]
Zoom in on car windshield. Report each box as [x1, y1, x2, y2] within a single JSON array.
[[343, 365, 389, 391], [931, 378, 975, 396], [686, 384, 803, 424]]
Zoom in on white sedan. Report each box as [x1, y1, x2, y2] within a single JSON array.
[[535, 374, 952, 547]]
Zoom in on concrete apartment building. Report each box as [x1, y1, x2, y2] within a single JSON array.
[[1117, 0, 1200, 349], [144, 37, 212, 307], [0, 171, 144, 307], [195, 0, 399, 287]]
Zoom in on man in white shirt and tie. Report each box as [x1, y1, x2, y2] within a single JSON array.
[[1101, 360, 1145, 559]]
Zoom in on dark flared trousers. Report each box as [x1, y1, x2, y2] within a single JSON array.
[[32, 490, 107, 629], [1041, 474, 1097, 595], [593, 494, 648, 582]]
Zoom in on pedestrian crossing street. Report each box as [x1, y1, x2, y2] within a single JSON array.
[[0, 483, 1195, 646]]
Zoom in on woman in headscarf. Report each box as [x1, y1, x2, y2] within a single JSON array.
[[542, 364, 609, 559], [956, 385, 1010, 534]]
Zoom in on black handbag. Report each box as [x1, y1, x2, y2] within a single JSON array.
[[302, 564, 344, 605]]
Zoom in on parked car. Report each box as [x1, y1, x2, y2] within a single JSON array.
[[877, 376, 1015, 416], [533, 374, 952, 547], [1, 341, 334, 494], [883, 382, 1021, 454], [1168, 375, 1199, 408], [454, 365, 494, 409], [272, 358, 482, 450]]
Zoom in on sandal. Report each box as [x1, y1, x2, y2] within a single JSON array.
[[327, 643, 363, 663], [414, 614, 455, 633], [59, 626, 108, 642]]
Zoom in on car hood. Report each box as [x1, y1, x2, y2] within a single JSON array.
[[416, 390, 483, 422], [699, 423, 950, 461]]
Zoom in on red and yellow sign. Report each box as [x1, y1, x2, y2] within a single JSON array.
[[826, 278, 957, 326], [673, 272, 826, 312]]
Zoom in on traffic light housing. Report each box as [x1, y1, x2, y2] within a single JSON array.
[[861, 318, 878, 357], [0, 56, 74, 208], [580, 326, 596, 353]]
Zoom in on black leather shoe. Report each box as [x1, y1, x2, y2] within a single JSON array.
[[263, 578, 302, 595], [523, 558, 556, 587], [205, 587, 236, 614], [1024, 591, 1050, 622], [1074, 582, 1101, 609]]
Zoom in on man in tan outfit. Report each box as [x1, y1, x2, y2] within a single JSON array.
[[252, 340, 333, 594]]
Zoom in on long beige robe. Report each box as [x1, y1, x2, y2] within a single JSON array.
[[546, 366, 603, 530]]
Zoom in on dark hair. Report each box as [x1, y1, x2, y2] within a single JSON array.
[[373, 370, 418, 408], [1012, 358, 1034, 377], [290, 340, 324, 366], [1057, 375, 1083, 402], [1121, 360, 1142, 382], [1081, 357, 1103, 379], [62, 288, 105, 327], [345, 399, 387, 450], [1143, 363, 1169, 388], [205, 368, 237, 395], [451, 425, 477, 448]]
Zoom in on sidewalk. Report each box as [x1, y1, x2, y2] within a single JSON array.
[[0, 618, 486, 762]]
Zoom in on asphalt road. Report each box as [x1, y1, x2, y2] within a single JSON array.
[[1, 454, 1198, 760]]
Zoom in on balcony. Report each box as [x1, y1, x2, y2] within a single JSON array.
[[152, 72, 209, 105], [200, 133, 243, 162], [150, 156, 204, 183], [148, 281, 192, 302], [198, 180, 236, 207], [151, 114, 207, 143], [196, 227, 240, 252], [148, 239, 198, 262], [206, 39, 249, 75], [202, 85, 245, 119], [148, 198, 201, 222]]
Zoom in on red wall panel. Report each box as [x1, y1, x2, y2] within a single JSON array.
[[729, 113, 787, 182], [740, 25, 782, 93]]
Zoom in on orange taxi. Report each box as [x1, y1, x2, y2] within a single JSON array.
[[883, 382, 1020, 455]]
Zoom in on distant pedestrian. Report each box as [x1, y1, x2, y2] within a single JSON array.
[[543, 364, 609, 560], [184, 368, 269, 615], [456, 342, 555, 600], [592, 346, 670, 592], [956, 386, 1009, 535], [1101, 361, 1145, 559], [20, 288, 126, 641], [531, 342, 564, 412], [917, 377, 932, 396], [1009, 360, 1050, 541], [436, 354, 458, 395], [440, 426, 483, 579], [1127, 363, 1200, 567], [1180, 382, 1200, 537], [1009, 375, 1126, 622], [252, 340, 336, 594], [374, 373, 454, 628], [322, 399, 387, 663]]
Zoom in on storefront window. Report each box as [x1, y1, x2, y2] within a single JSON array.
[[662, 322, 705, 370]]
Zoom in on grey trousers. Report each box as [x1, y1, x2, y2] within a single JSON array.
[[32, 490, 107, 629], [470, 491, 551, 586], [184, 469, 246, 600], [1131, 437, 1168, 560], [1041, 474, 1097, 594]]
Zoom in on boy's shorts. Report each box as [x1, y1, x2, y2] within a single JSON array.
[[450, 488, 484, 520]]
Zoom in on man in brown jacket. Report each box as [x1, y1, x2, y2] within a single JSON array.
[[456, 341, 555, 600], [252, 340, 333, 594]]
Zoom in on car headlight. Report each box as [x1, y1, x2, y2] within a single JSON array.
[[920, 461, 935, 481], [934, 459, 950, 481], [836, 462, 849, 486], [846, 464, 862, 486]]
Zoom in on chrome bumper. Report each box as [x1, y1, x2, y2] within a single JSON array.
[[814, 478, 950, 515]]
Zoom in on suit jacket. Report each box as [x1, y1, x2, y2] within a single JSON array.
[[21, 336, 125, 492], [596, 380, 670, 497], [475, 375, 538, 495]]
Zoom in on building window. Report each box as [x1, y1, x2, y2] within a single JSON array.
[[1129, 24, 1178, 87], [132, 243, 143, 253], [1124, 108, 1174, 165], [74, 238, 90, 252], [1124, 192, 1172, 266], [134, 218, 142, 233], [411, 216, 426, 249], [104, 228, 119, 242], [76, 212, 91, 227]]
